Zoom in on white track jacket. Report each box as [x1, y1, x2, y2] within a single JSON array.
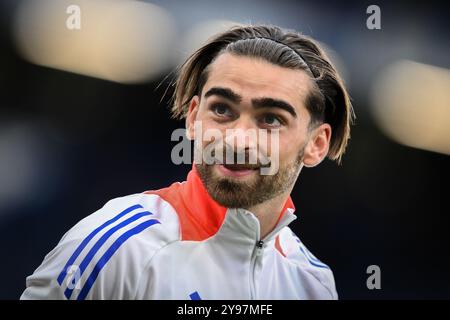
[[21, 166, 338, 300]]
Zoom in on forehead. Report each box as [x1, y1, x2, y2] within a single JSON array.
[[202, 53, 312, 108]]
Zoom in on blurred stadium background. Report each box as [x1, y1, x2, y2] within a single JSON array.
[[0, 0, 449, 299]]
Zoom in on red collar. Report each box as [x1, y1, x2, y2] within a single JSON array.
[[145, 165, 295, 241]]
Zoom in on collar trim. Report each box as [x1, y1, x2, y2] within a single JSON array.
[[145, 165, 296, 241]]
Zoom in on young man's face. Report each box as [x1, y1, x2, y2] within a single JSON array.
[[187, 53, 331, 209]]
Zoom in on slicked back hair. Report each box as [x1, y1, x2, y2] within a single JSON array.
[[170, 24, 355, 164]]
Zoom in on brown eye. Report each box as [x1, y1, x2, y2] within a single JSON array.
[[212, 104, 233, 117], [262, 114, 282, 127]]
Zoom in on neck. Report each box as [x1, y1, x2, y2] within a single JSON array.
[[178, 165, 296, 241], [247, 189, 293, 239]]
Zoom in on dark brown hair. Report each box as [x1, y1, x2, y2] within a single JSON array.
[[169, 24, 355, 164]]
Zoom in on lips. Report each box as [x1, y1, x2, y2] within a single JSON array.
[[217, 164, 258, 178], [222, 163, 260, 171]]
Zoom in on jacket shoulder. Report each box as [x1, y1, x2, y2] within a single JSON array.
[[21, 193, 181, 300], [278, 227, 338, 299]]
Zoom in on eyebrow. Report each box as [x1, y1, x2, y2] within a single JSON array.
[[252, 97, 297, 118], [204, 87, 242, 103], [204, 86, 298, 118]]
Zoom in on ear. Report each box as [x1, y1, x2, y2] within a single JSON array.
[[185, 95, 200, 140], [302, 123, 332, 167]]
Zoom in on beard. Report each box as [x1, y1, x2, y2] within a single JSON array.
[[195, 147, 305, 209]]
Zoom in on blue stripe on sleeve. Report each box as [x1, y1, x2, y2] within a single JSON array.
[[58, 204, 143, 285], [299, 247, 329, 269], [76, 219, 160, 300], [64, 210, 153, 299]]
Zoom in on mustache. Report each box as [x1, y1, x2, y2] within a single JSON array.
[[205, 141, 271, 167]]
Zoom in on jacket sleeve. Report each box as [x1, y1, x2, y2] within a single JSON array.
[[280, 228, 339, 300], [20, 193, 179, 300]]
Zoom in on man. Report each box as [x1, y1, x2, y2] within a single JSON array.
[[21, 24, 353, 300]]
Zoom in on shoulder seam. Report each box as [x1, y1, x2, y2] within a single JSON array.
[[280, 253, 335, 299], [281, 231, 335, 299], [141, 192, 183, 238]]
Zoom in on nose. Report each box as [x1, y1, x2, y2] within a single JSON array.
[[224, 115, 258, 152]]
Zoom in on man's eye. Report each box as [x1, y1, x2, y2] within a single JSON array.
[[261, 114, 282, 127], [212, 104, 233, 117]]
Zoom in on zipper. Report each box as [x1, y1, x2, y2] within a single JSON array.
[[249, 239, 264, 299], [248, 211, 297, 299], [249, 219, 262, 299]]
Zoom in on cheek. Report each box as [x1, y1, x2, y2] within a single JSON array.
[[276, 132, 307, 165], [278, 144, 296, 166], [194, 119, 225, 149]]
